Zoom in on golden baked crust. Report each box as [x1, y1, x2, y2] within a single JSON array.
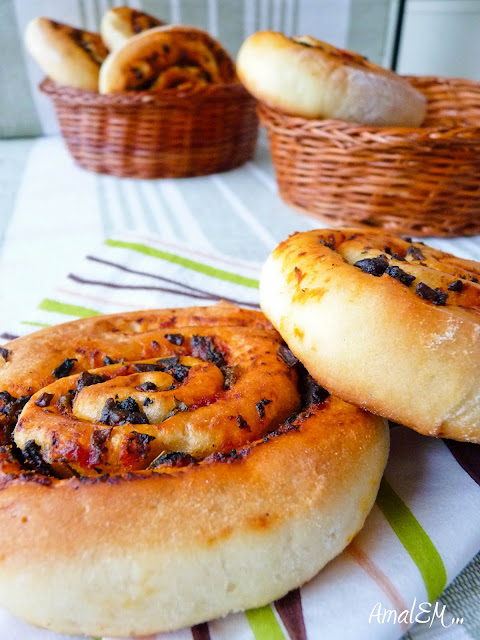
[[24, 17, 109, 91], [260, 229, 480, 442], [0, 304, 388, 635], [237, 31, 427, 126], [100, 6, 165, 51], [99, 25, 237, 93]]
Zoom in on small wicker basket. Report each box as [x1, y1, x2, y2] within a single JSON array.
[[41, 78, 258, 179], [258, 76, 480, 237]]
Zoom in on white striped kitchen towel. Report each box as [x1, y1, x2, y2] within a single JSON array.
[[0, 230, 479, 640]]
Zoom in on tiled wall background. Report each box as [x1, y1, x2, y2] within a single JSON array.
[[348, 0, 397, 68], [397, 0, 480, 80], [350, 0, 480, 79]]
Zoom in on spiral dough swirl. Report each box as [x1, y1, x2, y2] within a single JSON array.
[[0, 304, 388, 636], [99, 25, 237, 93], [260, 228, 480, 442]]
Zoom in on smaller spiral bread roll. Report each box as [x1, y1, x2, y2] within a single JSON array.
[[0, 304, 388, 635], [24, 17, 109, 91], [237, 31, 427, 126], [260, 229, 480, 442], [100, 6, 165, 51], [99, 25, 237, 93]]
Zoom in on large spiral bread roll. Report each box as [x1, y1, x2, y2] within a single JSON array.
[[99, 25, 237, 93], [0, 304, 388, 636], [260, 229, 480, 442], [237, 31, 427, 126]]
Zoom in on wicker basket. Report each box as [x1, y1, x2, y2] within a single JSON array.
[[258, 76, 480, 237], [41, 78, 258, 179]]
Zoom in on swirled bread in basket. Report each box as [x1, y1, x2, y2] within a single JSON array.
[[99, 25, 237, 93], [25, 13, 234, 95], [24, 17, 109, 91], [237, 31, 427, 126], [260, 229, 480, 442], [0, 304, 388, 636], [100, 6, 165, 51]]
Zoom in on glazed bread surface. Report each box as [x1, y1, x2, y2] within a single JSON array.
[[24, 16, 108, 90], [0, 304, 388, 635], [100, 6, 165, 51], [260, 229, 480, 442], [99, 25, 237, 93]]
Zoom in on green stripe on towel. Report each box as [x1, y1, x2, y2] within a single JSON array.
[[105, 239, 260, 289], [376, 478, 447, 602], [246, 605, 286, 640], [21, 321, 52, 329], [38, 299, 101, 318]]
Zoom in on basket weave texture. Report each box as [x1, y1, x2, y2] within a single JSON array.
[[41, 78, 258, 179], [258, 76, 480, 237]]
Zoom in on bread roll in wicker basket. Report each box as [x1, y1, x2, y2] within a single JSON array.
[[41, 78, 258, 179], [258, 76, 480, 237]]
